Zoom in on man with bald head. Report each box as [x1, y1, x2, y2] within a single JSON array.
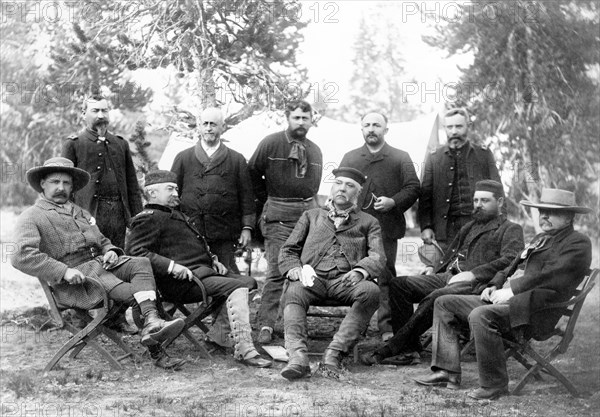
[[171, 107, 255, 274], [339, 112, 420, 341]]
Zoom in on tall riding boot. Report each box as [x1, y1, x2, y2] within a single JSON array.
[[205, 304, 234, 348], [226, 288, 272, 368], [140, 308, 185, 347]]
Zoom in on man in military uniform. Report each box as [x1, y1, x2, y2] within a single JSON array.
[[419, 108, 501, 253], [63, 94, 143, 334], [62, 94, 143, 250], [125, 170, 272, 368]]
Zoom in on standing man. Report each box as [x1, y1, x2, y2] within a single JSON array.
[[414, 188, 592, 400], [279, 167, 385, 379], [62, 94, 143, 334], [62, 94, 143, 250], [340, 112, 420, 341], [249, 100, 323, 344], [170, 107, 255, 273], [419, 108, 501, 252]]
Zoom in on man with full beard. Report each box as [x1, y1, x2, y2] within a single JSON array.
[[249, 100, 323, 344], [361, 180, 524, 366], [339, 112, 420, 342], [419, 108, 501, 252]]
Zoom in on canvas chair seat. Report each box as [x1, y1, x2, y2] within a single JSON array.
[[39, 276, 137, 372]]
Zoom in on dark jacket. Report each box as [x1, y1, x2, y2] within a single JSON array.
[[418, 141, 500, 241], [488, 225, 592, 337], [340, 143, 420, 240], [125, 204, 216, 281], [62, 128, 143, 221], [170, 144, 255, 241], [279, 207, 386, 281], [435, 215, 524, 294], [248, 130, 323, 204]]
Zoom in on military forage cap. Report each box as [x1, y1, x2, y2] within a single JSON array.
[[332, 167, 367, 186], [475, 180, 505, 198], [144, 170, 177, 187]]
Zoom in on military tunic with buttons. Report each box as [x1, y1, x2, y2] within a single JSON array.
[[125, 204, 256, 303], [62, 128, 143, 247]]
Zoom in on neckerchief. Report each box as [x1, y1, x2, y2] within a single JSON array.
[[325, 199, 356, 229], [285, 131, 307, 178]]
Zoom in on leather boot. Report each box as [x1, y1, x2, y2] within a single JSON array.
[[226, 288, 272, 368], [147, 344, 187, 370], [323, 348, 343, 371], [140, 310, 185, 347]]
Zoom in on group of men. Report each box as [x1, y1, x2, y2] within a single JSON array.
[[11, 96, 593, 401]]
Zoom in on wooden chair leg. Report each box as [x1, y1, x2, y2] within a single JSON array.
[[44, 311, 107, 371], [520, 345, 581, 397]]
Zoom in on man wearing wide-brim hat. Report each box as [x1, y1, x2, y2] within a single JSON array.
[[414, 188, 592, 400], [10, 157, 186, 369]]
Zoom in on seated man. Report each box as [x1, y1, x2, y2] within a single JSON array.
[[279, 167, 385, 380], [414, 188, 592, 400], [125, 170, 271, 368], [362, 180, 524, 365], [11, 157, 185, 369]]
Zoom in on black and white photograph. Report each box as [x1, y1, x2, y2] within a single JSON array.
[[1, 1, 598, 415]]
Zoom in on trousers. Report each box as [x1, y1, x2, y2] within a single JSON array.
[[432, 294, 511, 389], [283, 276, 380, 357]]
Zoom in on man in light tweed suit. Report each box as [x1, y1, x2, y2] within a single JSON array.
[[11, 157, 185, 369], [278, 167, 385, 380]]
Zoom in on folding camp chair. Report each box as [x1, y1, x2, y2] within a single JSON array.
[[503, 268, 599, 397], [39, 277, 137, 372], [156, 276, 220, 359]]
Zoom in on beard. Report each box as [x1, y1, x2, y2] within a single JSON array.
[[364, 134, 383, 146], [290, 127, 307, 139], [472, 207, 497, 223]]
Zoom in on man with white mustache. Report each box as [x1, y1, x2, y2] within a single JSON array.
[[278, 167, 385, 380]]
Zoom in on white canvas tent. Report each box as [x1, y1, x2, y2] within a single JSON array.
[[159, 112, 440, 196]]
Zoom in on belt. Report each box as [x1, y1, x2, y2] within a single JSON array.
[[97, 195, 121, 201], [59, 246, 101, 267], [269, 196, 314, 202]]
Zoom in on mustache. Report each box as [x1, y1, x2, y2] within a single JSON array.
[[53, 191, 67, 197]]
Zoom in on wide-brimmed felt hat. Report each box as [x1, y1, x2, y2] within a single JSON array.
[[520, 188, 592, 214], [26, 157, 90, 193]]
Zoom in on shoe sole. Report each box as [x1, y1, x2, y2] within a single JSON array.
[[281, 367, 310, 380], [141, 319, 185, 346], [414, 379, 461, 390], [467, 389, 508, 400]]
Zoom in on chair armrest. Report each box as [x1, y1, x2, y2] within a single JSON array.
[[191, 276, 209, 305]]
